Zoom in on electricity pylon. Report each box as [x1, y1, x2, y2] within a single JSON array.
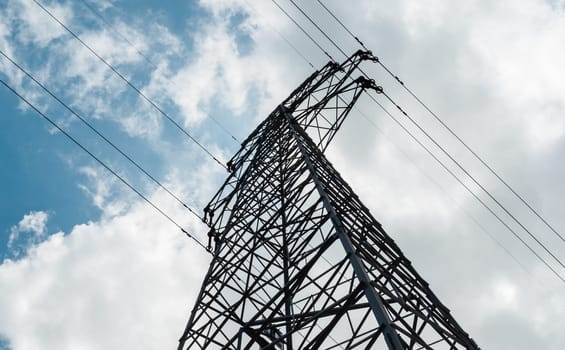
[[178, 51, 480, 350]]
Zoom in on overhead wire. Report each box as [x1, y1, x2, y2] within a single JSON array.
[[76, 0, 242, 146], [242, 0, 315, 69], [7, 6, 528, 343], [0, 77, 210, 254], [31, 0, 228, 171], [356, 104, 534, 279], [315, 0, 565, 245], [269, 0, 334, 61], [381, 92, 565, 272], [373, 94, 565, 282], [287, 0, 348, 59], [25, 3, 554, 344], [0, 48, 204, 223], [272, 0, 565, 281], [18, 2, 551, 342], [315, 0, 368, 51]]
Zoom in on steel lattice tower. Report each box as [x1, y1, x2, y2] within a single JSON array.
[[178, 51, 480, 350]]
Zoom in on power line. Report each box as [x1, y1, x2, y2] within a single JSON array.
[[316, 0, 565, 246], [287, 0, 348, 58], [77, 0, 242, 146], [360, 91, 565, 283], [0, 48, 204, 224], [0, 77, 210, 253], [315, 0, 368, 50], [271, 0, 565, 281], [269, 0, 334, 61], [242, 0, 315, 69], [31, 0, 227, 170], [323, 89, 535, 280], [349, 100, 535, 279]]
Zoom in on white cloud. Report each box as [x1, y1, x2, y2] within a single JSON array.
[[5, 0, 72, 48], [0, 159, 216, 349], [481, 279, 520, 312], [8, 211, 50, 251], [0, 197, 209, 350], [165, 21, 264, 126], [16, 211, 49, 236], [467, 0, 565, 150]]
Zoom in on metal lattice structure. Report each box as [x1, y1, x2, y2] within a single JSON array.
[[178, 51, 480, 350]]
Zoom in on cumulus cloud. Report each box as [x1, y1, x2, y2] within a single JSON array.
[[0, 195, 209, 350], [7, 210, 50, 251]]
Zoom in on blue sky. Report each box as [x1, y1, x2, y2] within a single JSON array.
[[1, 0, 565, 349], [1, 86, 96, 247]]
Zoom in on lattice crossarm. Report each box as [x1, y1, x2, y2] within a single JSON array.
[[289, 76, 382, 151]]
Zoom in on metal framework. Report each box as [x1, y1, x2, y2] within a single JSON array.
[[178, 51, 480, 350]]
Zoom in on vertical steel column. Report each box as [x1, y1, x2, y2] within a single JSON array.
[[279, 129, 294, 350], [282, 106, 405, 350]]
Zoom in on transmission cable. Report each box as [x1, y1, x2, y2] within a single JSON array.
[[315, 0, 369, 51], [242, 0, 315, 69], [33, 0, 558, 279], [372, 93, 565, 282], [0, 49, 205, 224], [287, 0, 348, 59], [316, 0, 565, 245], [271, 0, 565, 281], [0, 77, 210, 253], [269, 0, 333, 62], [77, 0, 242, 146], [338, 96, 534, 279], [31, 0, 227, 170]]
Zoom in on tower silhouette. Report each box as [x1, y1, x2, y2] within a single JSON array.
[[178, 51, 480, 350]]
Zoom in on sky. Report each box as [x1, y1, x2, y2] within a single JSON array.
[[1, 0, 565, 349]]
